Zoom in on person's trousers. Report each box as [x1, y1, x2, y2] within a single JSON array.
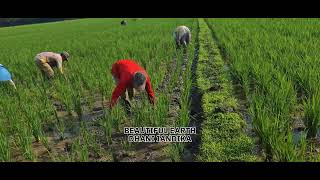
[[176, 32, 190, 48], [35, 58, 54, 79]]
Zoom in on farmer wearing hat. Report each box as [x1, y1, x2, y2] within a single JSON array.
[[173, 26, 191, 49], [109, 59, 155, 113], [0, 64, 16, 89], [35, 51, 70, 79]]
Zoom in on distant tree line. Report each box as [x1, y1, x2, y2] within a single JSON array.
[[0, 18, 80, 27]]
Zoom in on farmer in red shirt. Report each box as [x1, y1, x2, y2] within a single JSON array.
[[109, 59, 155, 113]]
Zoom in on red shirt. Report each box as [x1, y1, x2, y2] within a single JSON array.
[[110, 59, 155, 107]]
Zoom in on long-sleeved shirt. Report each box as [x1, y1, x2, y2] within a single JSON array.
[[110, 59, 155, 107], [36, 52, 64, 74]]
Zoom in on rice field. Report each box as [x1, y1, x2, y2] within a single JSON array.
[[0, 18, 320, 162], [205, 18, 320, 161]]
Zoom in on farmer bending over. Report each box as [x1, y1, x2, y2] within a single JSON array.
[[173, 26, 191, 49], [0, 64, 16, 89], [35, 51, 70, 80], [109, 59, 155, 114]]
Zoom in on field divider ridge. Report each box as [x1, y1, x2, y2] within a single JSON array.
[[196, 18, 257, 161]]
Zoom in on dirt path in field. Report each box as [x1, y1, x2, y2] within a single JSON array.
[[168, 50, 188, 123], [157, 56, 178, 92], [207, 20, 263, 159], [201, 19, 262, 160], [181, 26, 204, 162]]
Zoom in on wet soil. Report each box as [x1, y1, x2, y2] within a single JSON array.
[[182, 38, 204, 161]]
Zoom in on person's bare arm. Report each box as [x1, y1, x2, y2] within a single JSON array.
[[57, 61, 64, 74]]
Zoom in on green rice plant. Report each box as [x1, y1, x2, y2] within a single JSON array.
[[89, 135, 103, 158], [99, 81, 109, 108], [177, 103, 190, 127], [69, 138, 86, 162], [120, 139, 132, 152], [20, 103, 44, 142], [110, 105, 124, 132], [166, 143, 184, 162], [152, 94, 169, 127], [16, 122, 36, 161], [0, 132, 11, 162], [131, 98, 151, 127], [69, 75, 86, 121], [40, 135, 50, 152], [270, 131, 298, 161], [72, 91, 83, 121], [51, 152, 72, 162], [292, 132, 308, 161], [204, 18, 320, 161], [303, 90, 320, 139], [79, 143, 89, 162], [55, 116, 66, 140], [249, 95, 273, 160], [78, 121, 103, 158], [177, 73, 192, 127], [99, 113, 113, 145], [249, 93, 301, 161], [54, 80, 74, 116], [78, 122, 91, 161], [2, 101, 20, 137]]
